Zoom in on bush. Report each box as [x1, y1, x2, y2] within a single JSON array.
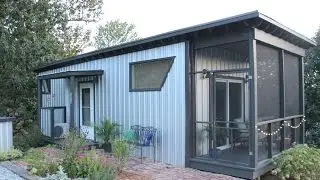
[[40, 166, 70, 180], [306, 122, 320, 147], [95, 120, 117, 152], [64, 149, 113, 179], [60, 130, 87, 177], [112, 138, 133, 172], [73, 150, 105, 178], [89, 165, 115, 180], [22, 148, 58, 176], [13, 123, 46, 151], [0, 148, 23, 161], [272, 145, 320, 179]]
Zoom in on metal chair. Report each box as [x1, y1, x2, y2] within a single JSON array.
[[130, 125, 157, 163]]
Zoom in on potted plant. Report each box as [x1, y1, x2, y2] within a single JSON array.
[[202, 124, 228, 157], [95, 119, 117, 152]]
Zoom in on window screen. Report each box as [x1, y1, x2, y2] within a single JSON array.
[[284, 53, 300, 116], [42, 79, 51, 94], [257, 43, 280, 121], [130, 57, 174, 91]]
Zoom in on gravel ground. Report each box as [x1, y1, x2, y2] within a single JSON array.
[[0, 166, 23, 180]]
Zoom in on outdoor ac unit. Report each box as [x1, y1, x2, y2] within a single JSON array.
[[54, 123, 69, 139]]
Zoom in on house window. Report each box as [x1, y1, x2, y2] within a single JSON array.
[[42, 79, 51, 94], [130, 57, 175, 91]]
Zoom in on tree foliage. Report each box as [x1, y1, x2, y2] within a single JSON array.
[[0, 0, 103, 135], [93, 19, 139, 49], [305, 27, 320, 130]]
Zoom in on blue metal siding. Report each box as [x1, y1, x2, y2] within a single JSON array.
[[39, 42, 186, 166]]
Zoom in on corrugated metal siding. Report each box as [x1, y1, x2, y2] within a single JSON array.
[[0, 121, 13, 152], [39, 42, 186, 166], [195, 45, 249, 156], [42, 79, 66, 107], [40, 109, 51, 137]]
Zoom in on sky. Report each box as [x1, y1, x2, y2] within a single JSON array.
[[86, 0, 320, 52], [100, 0, 319, 39]]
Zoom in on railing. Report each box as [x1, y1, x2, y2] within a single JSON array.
[[256, 114, 304, 162]]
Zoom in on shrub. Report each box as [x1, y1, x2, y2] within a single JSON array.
[[0, 148, 23, 161], [306, 122, 320, 147], [272, 145, 320, 179], [89, 165, 115, 180], [95, 120, 117, 152], [74, 150, 105, 178], [112, 138, 133, 172], [22, 148, 58, 176], [60, 130, 87, 177], [65, 149, 113, 178], [13, 123, 46, 151], [40, 166, 70, 180]]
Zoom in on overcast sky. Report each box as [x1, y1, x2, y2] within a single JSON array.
[[85, 0, 319, 52], [100, 0, 319, 39]]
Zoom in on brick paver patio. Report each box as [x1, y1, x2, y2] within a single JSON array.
[[124, 157, 243, 180]]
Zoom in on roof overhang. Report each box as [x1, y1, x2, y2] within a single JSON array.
[[38, 70, 104, 80], [34, 11, 316, 73]]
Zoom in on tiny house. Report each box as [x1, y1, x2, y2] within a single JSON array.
[[34, 11, 315, 179]]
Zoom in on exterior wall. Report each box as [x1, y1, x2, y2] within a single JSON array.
[[0, 120, 13, 152], [39, 42, 186, 166]]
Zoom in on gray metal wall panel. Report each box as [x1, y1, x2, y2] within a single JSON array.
[[40, 109, 51, 137], [42, 79, 66, 107], [38, 42, 186, 166], [0, 121, 13, 152]]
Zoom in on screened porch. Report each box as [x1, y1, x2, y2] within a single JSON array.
[[188, 34, 305, 178]]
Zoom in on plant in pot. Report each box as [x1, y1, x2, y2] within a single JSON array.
[[95, 119, 117, 152], [202, 123, 228, 157]]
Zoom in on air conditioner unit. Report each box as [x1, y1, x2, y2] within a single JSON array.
[[54, 123, 69, 139]]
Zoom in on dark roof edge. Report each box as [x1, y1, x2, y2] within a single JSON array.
[[257, 12, 316, 46], [34, 10, 316, 73]]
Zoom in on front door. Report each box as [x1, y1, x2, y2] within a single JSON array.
[[79, 83, 94, 140]]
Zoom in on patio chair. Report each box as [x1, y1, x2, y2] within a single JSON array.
[[231, 118, 268, 150], [130, 125, 157, 163], [231, 118, 249, 149]]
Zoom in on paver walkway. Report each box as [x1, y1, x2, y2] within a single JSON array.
[[124, 158, 243, 180]]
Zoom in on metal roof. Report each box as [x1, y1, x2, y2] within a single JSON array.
[[34, 10, 316, 73], [38, 70, 104, 79]]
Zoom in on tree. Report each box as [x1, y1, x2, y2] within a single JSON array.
[[93, 19, 139, 49], [305, 27, 320, 131], [0, 0, 103, 135]]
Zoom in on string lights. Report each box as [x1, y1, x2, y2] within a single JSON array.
[[256, 117, 306, 136]]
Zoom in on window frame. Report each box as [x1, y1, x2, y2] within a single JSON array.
[[129, 56, 175, 92], [41, 79, 51, 94]]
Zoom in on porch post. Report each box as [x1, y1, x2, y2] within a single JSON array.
[[279, 50, 285, 151], [70, 76, 75, 129], [299, 57, 305, 144], [249, 28, 258, 168]]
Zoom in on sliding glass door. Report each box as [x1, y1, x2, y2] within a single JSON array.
[[214, 78, 249, 165]]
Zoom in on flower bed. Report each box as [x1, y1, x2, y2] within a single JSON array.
[[13, 146, 146, 180]]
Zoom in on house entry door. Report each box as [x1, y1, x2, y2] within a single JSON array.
[[79, 83, 94, 140]]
